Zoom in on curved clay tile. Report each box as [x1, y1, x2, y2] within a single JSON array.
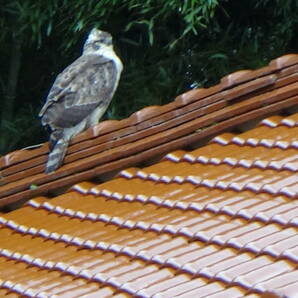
[[0, 54, 298, 207]]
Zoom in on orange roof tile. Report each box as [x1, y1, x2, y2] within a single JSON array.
[[0, 54, 297, 297], [0, 110, 297, 296], [1, 54, 298, 208]]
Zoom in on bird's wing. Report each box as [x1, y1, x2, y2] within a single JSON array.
[[39, 54, 117, 129]]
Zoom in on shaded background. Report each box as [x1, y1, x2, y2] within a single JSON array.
[[0, 0, 297, 155]]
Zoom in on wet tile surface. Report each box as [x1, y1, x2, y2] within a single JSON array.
[[0, 110, 297, 296], [0, 54, 297, 297], [1, 54, 298, 207]]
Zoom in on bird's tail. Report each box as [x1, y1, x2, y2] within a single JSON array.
[[45, 137, 69, 174]]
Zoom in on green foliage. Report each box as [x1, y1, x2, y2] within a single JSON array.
[[0, 0, 297, 155], [0, 105, 43, 153]]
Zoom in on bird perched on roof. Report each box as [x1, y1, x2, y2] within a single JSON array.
[[39, 28, 123, 173]]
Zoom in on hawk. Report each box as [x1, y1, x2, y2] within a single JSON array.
[[39, 28, 123, 173]]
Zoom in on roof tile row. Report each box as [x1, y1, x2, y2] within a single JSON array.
[[0, 112, 297, 296], [0, 54, 297, 297], [1, 54, 298, 208]]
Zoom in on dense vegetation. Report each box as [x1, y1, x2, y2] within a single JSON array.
[[0, 0, 297, 154]]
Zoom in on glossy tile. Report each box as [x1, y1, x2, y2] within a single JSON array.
[[0, 54, 297, 297]]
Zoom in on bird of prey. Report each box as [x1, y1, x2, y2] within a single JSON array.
[[39, 28, 123, 173]]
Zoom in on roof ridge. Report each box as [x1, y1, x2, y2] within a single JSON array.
[[0, 54, 298, 208], [1, 54, 297, 169]]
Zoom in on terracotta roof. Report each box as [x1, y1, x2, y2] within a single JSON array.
[[0, 110, 297, 296], [1, 54, 298, 208], [0, 54, 297, 297]]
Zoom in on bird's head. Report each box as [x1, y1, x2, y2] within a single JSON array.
[[83, 28, 113, 55]]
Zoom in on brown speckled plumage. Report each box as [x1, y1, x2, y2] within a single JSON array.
[[39, 29, 123, 173]]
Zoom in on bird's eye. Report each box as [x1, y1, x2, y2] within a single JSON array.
[[92, 41, 101, 50]]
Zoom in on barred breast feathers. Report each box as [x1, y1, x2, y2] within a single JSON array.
[[39, 29, 123, 173]]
